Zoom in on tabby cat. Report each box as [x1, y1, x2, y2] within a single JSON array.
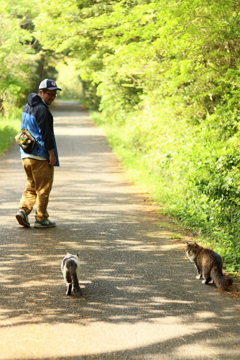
[[61, 253, 82, 296], [185, 242, 233, 289]]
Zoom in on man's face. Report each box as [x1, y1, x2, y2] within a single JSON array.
[[40, 89, 57, 105]]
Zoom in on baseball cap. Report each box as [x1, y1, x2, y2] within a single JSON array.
[[39, 79, 62, 91]]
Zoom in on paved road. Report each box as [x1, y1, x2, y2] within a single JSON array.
[[0, 101, 239, 360]]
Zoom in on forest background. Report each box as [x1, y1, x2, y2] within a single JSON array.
[[1, 0, 240, 272]]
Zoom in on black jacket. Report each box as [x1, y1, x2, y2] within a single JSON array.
[[21, 93, 59, 165]]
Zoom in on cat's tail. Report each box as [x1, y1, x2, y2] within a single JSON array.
[[211, 265, 233, 289], [67, 259, 82, 296]]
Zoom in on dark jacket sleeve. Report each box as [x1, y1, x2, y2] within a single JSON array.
[[35, 104, 55, 151]]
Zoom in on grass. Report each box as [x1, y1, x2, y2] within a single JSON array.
[[0, 117, 20, 156]]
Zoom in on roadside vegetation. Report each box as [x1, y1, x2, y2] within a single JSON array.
[[0, 110, 21, 156], [1, 0, 240, 272]]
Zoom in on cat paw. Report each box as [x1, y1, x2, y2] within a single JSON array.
[[202, 280, 207, 284], [196, 274, 202, 279]]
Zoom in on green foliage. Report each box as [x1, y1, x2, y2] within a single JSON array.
[[0, 0, 64, 114], [0, 110, 21, 156], [0, 0, 39, 112]]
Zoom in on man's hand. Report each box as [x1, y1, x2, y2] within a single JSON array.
[[48, 149, 56, 166]]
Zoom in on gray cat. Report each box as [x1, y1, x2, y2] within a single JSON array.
[[61, 253, 82, 296], [185, 242, 233, 289]]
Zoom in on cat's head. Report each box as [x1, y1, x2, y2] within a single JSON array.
[[185, 242, 199, 262], [66, 252, 80, 258]]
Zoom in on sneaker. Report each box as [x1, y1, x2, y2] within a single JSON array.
[[34, 218, 56, 228], [16, 209, 30, 227]]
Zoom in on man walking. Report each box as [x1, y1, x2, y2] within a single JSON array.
[[16, 79, 61, 228]]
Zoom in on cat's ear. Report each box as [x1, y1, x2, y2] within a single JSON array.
[[193, 242, 198, 247]]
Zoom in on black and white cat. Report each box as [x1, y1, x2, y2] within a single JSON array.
[[61, 253, 82, 296]]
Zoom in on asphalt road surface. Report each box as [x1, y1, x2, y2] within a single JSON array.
[[0, 101, 239, 360]]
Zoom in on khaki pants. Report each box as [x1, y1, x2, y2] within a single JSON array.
[[19, 158, 54, 221]]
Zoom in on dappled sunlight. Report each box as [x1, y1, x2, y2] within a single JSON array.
[[194, 311, 217, 319], [150, 297, 194, 305]]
